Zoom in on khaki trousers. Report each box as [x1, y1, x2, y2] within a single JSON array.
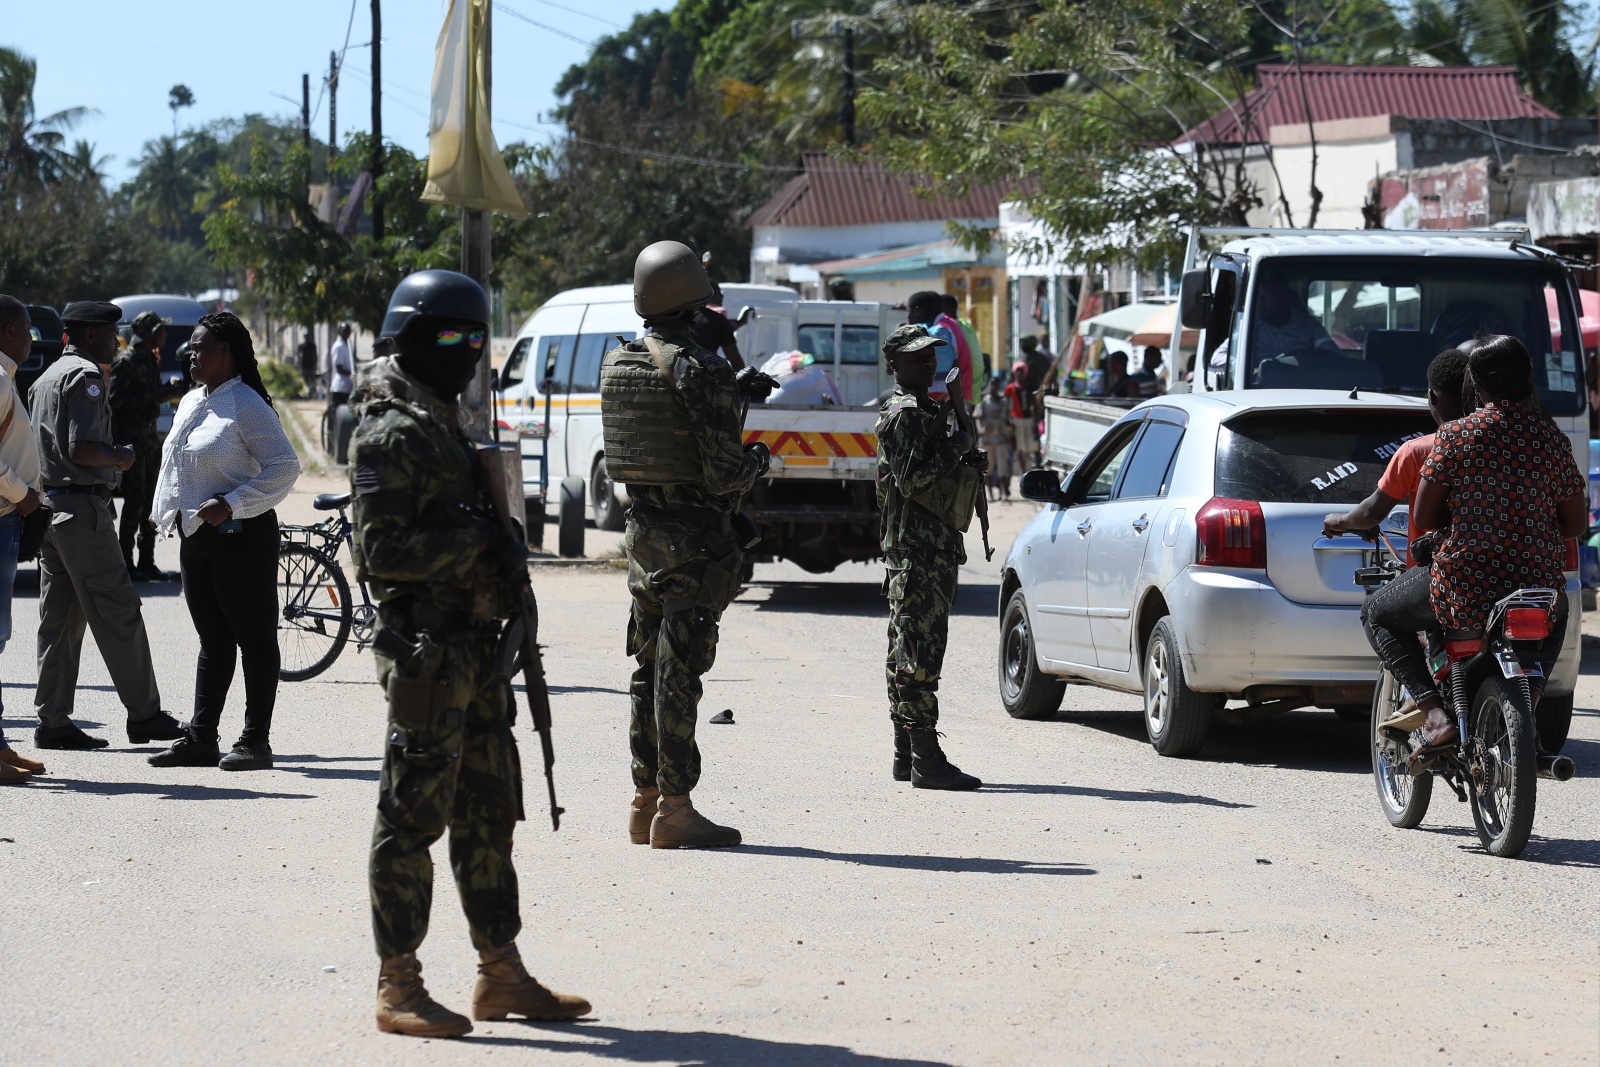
[[33, 493, 162, 728]]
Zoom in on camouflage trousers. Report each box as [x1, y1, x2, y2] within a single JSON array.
[[884, 550, 960, 731], [369, 618, 524, 959], [117, 431, 160, 563], [624, 513, 729, 797]]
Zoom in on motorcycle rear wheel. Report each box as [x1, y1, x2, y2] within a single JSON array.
[[1371, 669, 1431, 829], [1468, 675, 1538, 858]]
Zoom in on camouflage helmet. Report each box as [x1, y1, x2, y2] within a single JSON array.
[[633, 240, 713, 319]]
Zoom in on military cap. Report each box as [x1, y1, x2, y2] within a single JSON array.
[[60, 300, 122, 326], [130, 310, 168, 339], [882, 323, 948, 357]]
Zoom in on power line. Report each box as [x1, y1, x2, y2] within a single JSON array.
[[492, 2, 594, 49], [514, 0, 621, 30]]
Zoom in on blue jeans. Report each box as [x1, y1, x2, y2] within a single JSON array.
[[0, 511, 22, 747]]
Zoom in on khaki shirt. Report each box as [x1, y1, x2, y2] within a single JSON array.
[[29, 348, 116, 488]]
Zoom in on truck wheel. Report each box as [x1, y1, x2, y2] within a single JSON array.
[[558, 476, 585, 558], [591, 457, 625, 531], [1535, 691, 1574, 754], [998, 589, 1066, 720], [1142, 617, 1215, 757]]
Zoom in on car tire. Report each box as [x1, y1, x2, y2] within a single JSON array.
[[998, 589, 1066, 720], [558, 476, 585, 558], [1535, 691, 1573, 754], [592, 457, 625, 532], [1142, 617, 1215, 757]]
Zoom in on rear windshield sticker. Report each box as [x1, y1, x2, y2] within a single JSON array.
[[1372, 431, 1424, 461], [1310, 462, 1359, 492]]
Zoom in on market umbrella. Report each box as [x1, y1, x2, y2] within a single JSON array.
[[1128, 303, 1199, 348], [1546, 288, 1600, 351], [1080, 302, 1197, 348]]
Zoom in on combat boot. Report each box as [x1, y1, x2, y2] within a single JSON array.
[[908, 729, 982, 791], [471, 944, 591, 1021], [892, 723, 911, 781], [650, 793, 741, 849], [629, 785, 660, 844], [374, 953, 473, 1038]]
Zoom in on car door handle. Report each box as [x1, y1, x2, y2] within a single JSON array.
[[1076, 519, 1093, 536], [1131, 516, 1151, 534]]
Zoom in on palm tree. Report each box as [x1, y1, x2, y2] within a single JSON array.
[[131, 135, 196, 239], [0, 47, 93, 186], [64, 139, 110, 185]]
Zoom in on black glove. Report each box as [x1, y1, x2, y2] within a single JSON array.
[[485, 524, 529, 584], [949, 430, 975, 456], [735, 367, 781, 402], [744, 441, 772, 477]]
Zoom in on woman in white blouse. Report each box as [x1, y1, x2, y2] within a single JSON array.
[[148, 312, 299, 772]]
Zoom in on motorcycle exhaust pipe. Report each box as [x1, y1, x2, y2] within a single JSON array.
[[1537, 754, 1575, 782]]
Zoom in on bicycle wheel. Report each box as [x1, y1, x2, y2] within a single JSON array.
[[1468, 674, 1538, 858], [1371, 669, 1431, 829], [278, 541, 352, 681]]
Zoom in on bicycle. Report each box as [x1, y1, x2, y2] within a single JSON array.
[[277, 491, 376, 681]]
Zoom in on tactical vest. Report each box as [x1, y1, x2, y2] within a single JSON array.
[[916, 464, 982, 533], [599, 338, 703, 485]]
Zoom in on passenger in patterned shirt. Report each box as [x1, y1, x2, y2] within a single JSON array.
[[1367, 335, 1586, 749]]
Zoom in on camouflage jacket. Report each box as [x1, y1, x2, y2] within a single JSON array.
[[876, 385, 969, 560], [624, 318, 760, 518], [348, 356, 504, 622], [109, 342, 164, 441]]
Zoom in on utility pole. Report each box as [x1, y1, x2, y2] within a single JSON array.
[[371, 0, 384, 244], [461, 1, 494, 440], [840, 25, 855, 147], [301, 73, 311, 197], [328, 50, 339, 173]]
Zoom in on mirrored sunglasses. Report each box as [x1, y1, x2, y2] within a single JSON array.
[[436, 328, 486, 349]]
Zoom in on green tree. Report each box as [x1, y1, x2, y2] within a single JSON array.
[[0, 47, 92, 186]]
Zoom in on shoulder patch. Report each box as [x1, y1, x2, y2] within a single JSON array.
[[86, 383, 101, 398]]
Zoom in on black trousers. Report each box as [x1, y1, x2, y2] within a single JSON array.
[[1361, 564, 1567, 704], [180, 511, 280, 743]]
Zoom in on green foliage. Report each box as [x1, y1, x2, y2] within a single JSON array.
[[257, 355, 306, 401]]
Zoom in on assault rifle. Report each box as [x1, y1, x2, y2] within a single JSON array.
[[943, 366, 993, 562], [478, 443, 564, 831]]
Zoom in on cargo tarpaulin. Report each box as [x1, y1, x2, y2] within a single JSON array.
[[421, 0, 527, 217]]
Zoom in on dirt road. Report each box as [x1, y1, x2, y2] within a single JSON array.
[[1, 482, 1595, 1065]]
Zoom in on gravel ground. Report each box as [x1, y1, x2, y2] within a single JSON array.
[[0, 479, 1595, 1066]]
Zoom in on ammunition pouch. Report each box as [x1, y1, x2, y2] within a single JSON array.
[[914, 464, 982, 533], [651, 515, 745, 616], [386, 674, 455, 733]]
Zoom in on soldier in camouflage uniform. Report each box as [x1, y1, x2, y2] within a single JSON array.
[[600, 241, 772, 849], [350, 270, 590, 1039], [110, 310, 177, 580], [877, 324, 984, 790]]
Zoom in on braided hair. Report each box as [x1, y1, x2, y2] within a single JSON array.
[[197, 311, 274, 410], [1465, 333, 1546, 418]]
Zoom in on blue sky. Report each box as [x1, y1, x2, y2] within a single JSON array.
[[8, 0, 669, 183]]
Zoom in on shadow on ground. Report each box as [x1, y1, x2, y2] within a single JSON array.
[[734, 844, 1093, 876], [473, 1023, 957, 1065], [982, 782, 1252, 808], [25, 777, 316, 801], [272, 753, 381, 782], [748, 582, 999, 619], [1414, 823, 1600, 868]]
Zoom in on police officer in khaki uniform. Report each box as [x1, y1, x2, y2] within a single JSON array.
[[29, 301, 183, 751]]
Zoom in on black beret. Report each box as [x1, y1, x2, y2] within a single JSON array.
[[61, 300, 123, 325]]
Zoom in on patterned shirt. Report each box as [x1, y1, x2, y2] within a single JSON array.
[[1420, 401, 1582, 630]]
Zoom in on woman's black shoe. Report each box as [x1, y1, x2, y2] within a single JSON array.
[[128, 712, 188, 744], [219, 741, 273, 771], [148, 734, 221, 767]]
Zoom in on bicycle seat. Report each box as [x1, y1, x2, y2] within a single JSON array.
[[313, 492, 352, 511]]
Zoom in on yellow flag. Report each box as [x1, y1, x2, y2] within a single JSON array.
[[421, 0, 528, 217]]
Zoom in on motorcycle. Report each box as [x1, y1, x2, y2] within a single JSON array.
[[1352, 526, 1574, 858]]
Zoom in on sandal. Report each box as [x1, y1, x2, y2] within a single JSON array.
[[1381, 700, 1427, 735]]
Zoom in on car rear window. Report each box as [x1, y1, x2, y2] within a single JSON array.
[[1214, 409, 1435, 505]]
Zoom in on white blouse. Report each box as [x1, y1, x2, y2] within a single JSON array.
[[153, 377, 300, 536]]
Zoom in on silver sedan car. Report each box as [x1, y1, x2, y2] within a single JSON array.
[[997, 389, 1581, 756]]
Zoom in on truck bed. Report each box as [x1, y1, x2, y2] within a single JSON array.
[[1042, 395, 1136, 471]]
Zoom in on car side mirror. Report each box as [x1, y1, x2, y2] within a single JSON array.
[[1020, 468, 1064, 503], [1179, 269, 1211, 330]]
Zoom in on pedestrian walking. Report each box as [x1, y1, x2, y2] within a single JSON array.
[[351, 270, 590, 1038], [1004, 363, 1039, 471], [906, 291, 967, 401], [877, 324, 983, 791], [942, 295, 985, 403], [110, 310, 180, 581], [0, 297, 47, 783], [28, 301, 184, 751], [146, 312, 299, 772], [297, 330, 319, 398], [977, 375, 1013, 501], [599, 241, 769, 849], [328, 322, 355, 408]]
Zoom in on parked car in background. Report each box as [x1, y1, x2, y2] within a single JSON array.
[[110, 294, 205, 432], [997, 389, 1581, 757], [17, 304, 65, 405]]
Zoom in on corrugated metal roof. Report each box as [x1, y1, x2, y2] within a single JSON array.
[[748, 151, 1023, 228], [1181, 65, 1557, 145]]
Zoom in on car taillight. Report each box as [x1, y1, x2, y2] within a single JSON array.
[[1196, 497, 1267, 568], [1565, 538, 1579, 571], [1504, 607, 1551, 641]]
